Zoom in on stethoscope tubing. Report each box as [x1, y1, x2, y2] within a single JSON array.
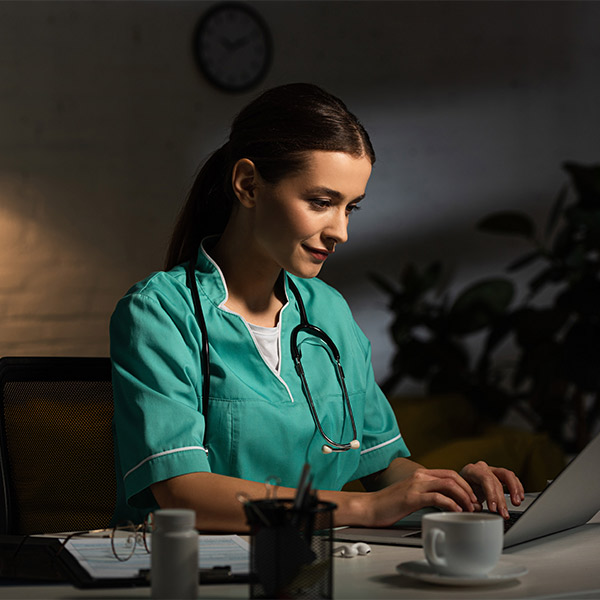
[[186, 258, 359, 453]]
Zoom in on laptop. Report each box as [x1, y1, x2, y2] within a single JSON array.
[[334, 431, 600, 549]]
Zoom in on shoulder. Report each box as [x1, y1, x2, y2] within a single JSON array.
[[120, 266, 188, 304], [111, 266, 191, 326]]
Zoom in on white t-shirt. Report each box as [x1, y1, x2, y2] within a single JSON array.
[[247, 320, 281, 373]]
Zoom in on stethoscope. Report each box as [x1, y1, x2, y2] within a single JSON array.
[[186, 257, 360, 454]]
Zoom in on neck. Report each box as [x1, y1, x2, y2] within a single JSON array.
[[208, 225, 285, 327]]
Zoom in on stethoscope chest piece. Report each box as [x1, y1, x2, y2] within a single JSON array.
[[287, 278, 359, 454]]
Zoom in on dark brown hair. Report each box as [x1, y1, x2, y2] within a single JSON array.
[[165, 83, 375, 270]]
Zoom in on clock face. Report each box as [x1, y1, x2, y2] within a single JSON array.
[[194, 3, 272, 93]]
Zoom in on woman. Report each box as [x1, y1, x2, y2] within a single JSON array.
[[111, 83, 524, 530]]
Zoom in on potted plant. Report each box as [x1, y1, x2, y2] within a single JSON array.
[[373, 161, 600, 454]]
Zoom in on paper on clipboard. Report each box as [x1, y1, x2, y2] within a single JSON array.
[[64, 535, 250, 580]]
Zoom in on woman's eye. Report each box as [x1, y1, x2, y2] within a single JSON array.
[[309, 198, 331, 209], [347, 204, 361, 214]]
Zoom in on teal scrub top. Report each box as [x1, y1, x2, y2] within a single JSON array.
[[110, 240, 410, 523]]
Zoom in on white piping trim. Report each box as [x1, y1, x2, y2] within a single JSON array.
[[360, 433, 404, 455], [235, 312, 296, 402], [123, 446, 208, 481], [201, 246, 296, 402], [200, 242, 230, 305]]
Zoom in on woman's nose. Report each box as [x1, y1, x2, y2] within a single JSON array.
[[324, 209, 349, 244]]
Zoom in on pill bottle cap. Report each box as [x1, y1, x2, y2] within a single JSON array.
[[154, 509, 195, 532]]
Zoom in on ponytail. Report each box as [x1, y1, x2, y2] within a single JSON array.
[[164, 143, 233, 270]]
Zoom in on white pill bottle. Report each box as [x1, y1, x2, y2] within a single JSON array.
[[151, 508, 198, 600]]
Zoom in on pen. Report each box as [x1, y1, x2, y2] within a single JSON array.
[[293, 463, 311, 512]]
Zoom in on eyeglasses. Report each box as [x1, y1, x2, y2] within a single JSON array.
[[57, 513, 154, 562], [111, 514, 154, 561]]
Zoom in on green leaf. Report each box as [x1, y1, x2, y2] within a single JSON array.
[[477, 212, 536, 239], [551, 225, 573, 259], [368, 272, 397, 297], [449, 279, 515, 335], [400, 264, 421, 294], [564, 207, 600, 245], [507, 250, 542, 272], [512, 307, 567, 348], [545, 184, 569, 241], [422, 261, 443, 292], [528, 266, 562, 297], [563, 162, 600, 209], [480, 313, 514, 358]]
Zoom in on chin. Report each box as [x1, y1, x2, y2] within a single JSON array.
[[286, 263, 323, 279]]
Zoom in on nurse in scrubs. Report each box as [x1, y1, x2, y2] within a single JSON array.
[[110, 83, 524, 530]]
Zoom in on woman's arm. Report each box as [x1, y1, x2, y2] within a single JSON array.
[[151, 472, 366, 531], [150, 460, 486, 532]]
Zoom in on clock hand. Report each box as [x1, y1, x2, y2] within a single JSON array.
[[229, 35, 252, 51], [219, 37, 239, 52]]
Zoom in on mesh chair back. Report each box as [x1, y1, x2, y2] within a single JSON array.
[[0, 357, 116, 535]]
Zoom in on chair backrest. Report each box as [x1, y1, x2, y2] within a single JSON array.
[[0, 357, 115, 535]]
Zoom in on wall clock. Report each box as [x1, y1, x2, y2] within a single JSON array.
[[193, 2, 272, 93]]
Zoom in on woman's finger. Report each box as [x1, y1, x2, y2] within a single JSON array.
[[419, 468, 478, 503], [460, 462, 510, 518], [491, 467, 526, 506], [418, 491, 463, 513], [411, 471, 478, 513]]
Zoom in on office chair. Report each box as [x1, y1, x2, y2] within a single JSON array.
[[0, 357, 116, 535]]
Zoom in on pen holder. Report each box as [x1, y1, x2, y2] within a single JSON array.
[[244, 498, 336, 599]]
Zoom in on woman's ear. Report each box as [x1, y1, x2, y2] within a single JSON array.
[[231, 159, 259, 208]]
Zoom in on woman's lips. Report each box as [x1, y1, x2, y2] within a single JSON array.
[[303, 245, 331, 261]]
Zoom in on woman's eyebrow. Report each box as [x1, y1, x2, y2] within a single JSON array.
[[305, 186, 366, 202]]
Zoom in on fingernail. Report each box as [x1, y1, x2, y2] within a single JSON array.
[[490, 502, 497, 513], [502, 508, 510, 519]]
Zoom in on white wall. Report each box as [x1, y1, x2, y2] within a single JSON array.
[[1, 1, 599, 386]]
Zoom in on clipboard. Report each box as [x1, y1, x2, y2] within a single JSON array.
[[0, 534, 146, 588], [0, 533, 250, 588]]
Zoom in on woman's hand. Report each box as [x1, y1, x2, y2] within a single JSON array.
[[351, 458, 526, 528], [362, 467, 481, 528], [459, 461, 525, 518]]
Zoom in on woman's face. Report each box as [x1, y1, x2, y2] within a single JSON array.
[[251, 151, 373, 279]]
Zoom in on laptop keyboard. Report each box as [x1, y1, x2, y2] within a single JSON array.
[[502, 511, 523, 532], [401, 510, 524, 539]]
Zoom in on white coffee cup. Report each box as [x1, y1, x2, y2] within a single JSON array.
[[423, 512, 503, 577]]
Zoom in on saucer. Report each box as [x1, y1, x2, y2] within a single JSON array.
[[396, 559, 528, 587]]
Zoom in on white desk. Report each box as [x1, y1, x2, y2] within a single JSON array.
[[1, 513, 599, 600]]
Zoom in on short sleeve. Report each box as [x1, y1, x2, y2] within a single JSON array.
[[349, 325, 411, 481], [110, 283, 211, 509]]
